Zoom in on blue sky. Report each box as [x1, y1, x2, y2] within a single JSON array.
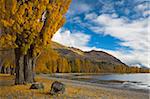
[[52, 0, 150, 68]]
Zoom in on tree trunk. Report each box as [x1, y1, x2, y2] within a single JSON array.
[[24, 54, 34, 83], [0, 66, 2, 73], [32, 58, 37, 82], [6, 67, 11, 74], [15, 48, 25, 84], [15, 48, 35, 84], [11, 67, 15, 75], [3, 67, 6, 74], [1, 66, 4, 73]]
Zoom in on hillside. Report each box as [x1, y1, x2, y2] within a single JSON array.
[[51, 42, 123, 64], [51, 41, 126, 66], [0, 42, 149, 73], [36, 41, 149, 73]]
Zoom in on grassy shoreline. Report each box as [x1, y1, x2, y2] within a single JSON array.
[[0, 74, 149, 99]]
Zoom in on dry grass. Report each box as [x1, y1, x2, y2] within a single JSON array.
[[0, 74, 100, 99], [0, 74, 14, 80]]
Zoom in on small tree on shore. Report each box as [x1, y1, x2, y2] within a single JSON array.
[[0, 0, 72, 84]]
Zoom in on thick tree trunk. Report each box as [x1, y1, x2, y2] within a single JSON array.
[[15, 48, 35, 84], [15, 48, 25, 84]]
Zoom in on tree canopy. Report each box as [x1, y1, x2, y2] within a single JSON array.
[[0, 0, 72, 57]]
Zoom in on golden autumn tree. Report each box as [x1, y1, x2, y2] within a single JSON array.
[[0, 0, 72, 84], [75, 59, 81, 72], [36, 46, 59, 73]]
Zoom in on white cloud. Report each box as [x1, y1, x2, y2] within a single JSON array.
[[84, 13, 98, 20], [134, 2, 150, 17], [90, 14, 149, 50], [144, 10, 150, 17], [52, 29, 104, 52], [136, 2, 149, 12], [107, 50, 149, 68], [52, 29, 91, 51]]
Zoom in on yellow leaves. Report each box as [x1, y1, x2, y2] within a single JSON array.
[[17, 4, 27, 17], [33, 46, 41, 57], [21, 46, 28, 55], [12, 23, 23, 34], [1, 19, 15, 27], [3, 60, 11, 68], [0, 34, 17, 49], [0, 0, 72, 56], [1, 20, 10, 27], [47, 4, 53, 11], [35, 46, 59, 73], [27, 2, 33, 15], [0, 0, 5, 13], [4, 0, 18, 17], [11, 0, 17, 14], [5, 34, 12, 41], [37, 4, 46, 12], [36, 22, 44, 32], [39, 0, 49, 5]]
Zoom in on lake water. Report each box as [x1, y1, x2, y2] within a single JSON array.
[[74, 73, 150, 90], [50, 73, 150, 90]]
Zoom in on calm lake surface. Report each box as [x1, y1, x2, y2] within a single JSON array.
[[50, 73, 150, 90], [93, 73, 150, 83], [89, 73, 150, 89]]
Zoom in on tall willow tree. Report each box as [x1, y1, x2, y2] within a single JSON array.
[[0, 0, 72, 84]]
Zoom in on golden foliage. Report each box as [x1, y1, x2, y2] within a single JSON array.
[[36, 46, 71, 73], [0, 0, 72, 56]]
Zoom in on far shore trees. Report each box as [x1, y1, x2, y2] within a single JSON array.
[[0, 0, 72, 84]]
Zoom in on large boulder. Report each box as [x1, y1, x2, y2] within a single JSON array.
[[30, 82, 44, 90], [50, 81, 65, 95]]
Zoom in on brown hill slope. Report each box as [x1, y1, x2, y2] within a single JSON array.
[[51, 42, 126, 65], [38, 41, 128, 73]]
